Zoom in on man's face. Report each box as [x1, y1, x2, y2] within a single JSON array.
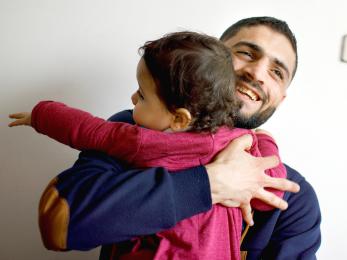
[[223, 25, 296, 128]]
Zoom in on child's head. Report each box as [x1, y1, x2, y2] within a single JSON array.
[[131, 31, 239, 133]]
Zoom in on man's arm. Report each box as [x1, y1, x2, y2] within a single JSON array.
[[38, 110, 299, 250], [39, 150, 211, 251]]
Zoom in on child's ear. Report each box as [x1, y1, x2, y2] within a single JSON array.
[[170, 108, 192, 132]]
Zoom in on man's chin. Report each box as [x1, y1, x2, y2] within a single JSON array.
[[234, 115, 258, 129], [238, 103, 261, 116], [234, 106, 276, 129]]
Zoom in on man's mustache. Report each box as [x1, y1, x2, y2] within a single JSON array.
[[236, 74, 267, 102]]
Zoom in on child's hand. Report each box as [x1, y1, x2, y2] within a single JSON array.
[[8, 112, 32, 127]]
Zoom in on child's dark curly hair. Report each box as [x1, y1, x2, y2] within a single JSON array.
[[139, 31, 239, 133]]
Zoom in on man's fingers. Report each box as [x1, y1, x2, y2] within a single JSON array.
[[216, 134, 253, 159], [220, 200, 240, 208], [240, 204, 254, 226], [221, 200, 254, 225], [264, 175, 300, 193], [255, 189, 288, 210], [259, 155, 280, 170], [230, 134, 253, 151]]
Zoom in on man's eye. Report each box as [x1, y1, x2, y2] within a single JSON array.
[[137, 90, 144, 100], [273, 69, 284, 80], [237, 51, 253, 58]]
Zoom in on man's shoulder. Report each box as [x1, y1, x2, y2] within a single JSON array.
[[108, 109, 134, 124], [283, 164, 318, 206], [284, 164, 305, 182], [242, 164, 321, 258]]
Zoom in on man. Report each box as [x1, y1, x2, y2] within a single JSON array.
[[38, 17, 321, 259]]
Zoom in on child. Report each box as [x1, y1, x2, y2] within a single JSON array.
[[9, 31, 286, 260]]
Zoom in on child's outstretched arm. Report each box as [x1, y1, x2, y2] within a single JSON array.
[[8, 112, 32, 127], [10, 101, 142, 163]]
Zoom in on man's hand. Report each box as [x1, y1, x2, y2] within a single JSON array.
[[8, 112, 32, 127], [206, 134, 300, 226]]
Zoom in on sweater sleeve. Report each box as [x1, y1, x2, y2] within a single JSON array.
[[38, 110, 212, 251], [250, 133, 287, 211], [31, 101, 141, 163]]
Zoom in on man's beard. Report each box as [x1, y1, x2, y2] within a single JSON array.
[[234, 105, 276, 129], [233, 73, 276, 129]]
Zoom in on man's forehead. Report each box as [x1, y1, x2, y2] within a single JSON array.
[[223, 25, 296, 78]]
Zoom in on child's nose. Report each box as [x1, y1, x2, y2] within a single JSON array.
[[131, 93, 137, 105]]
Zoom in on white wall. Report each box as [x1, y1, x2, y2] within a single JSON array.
[[1, 0, 346, 259]]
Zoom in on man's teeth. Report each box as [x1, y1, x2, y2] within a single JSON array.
[[237, 86, 259, 101]]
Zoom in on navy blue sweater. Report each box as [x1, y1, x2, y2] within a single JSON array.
[[42, 110, 321, 259]]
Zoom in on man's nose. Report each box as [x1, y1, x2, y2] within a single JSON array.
[[131, 93, 137, 105], [243, 59, 268, 86]]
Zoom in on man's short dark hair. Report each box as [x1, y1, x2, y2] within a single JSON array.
[[139, 31, 239, 132], [220, 16, 298, 78]]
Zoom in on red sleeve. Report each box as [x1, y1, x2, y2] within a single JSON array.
[[31, 101, 141, 163], [251, 133, 287, 211]]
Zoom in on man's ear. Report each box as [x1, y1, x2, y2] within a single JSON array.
[[170, 108, 192, 132], [278, 94, 287, 106]]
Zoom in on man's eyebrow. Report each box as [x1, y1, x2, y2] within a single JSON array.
[[232, 41, 263, 53], [233, 41, 290, 79]]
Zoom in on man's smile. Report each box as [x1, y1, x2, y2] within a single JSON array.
[[235, 81, 267, 116], [236, 84, 260, 101]]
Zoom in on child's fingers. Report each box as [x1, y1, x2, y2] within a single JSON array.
[[9, 113, 27, 119], [9, 112, 32, 128], [8, 119, 24, 127]]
